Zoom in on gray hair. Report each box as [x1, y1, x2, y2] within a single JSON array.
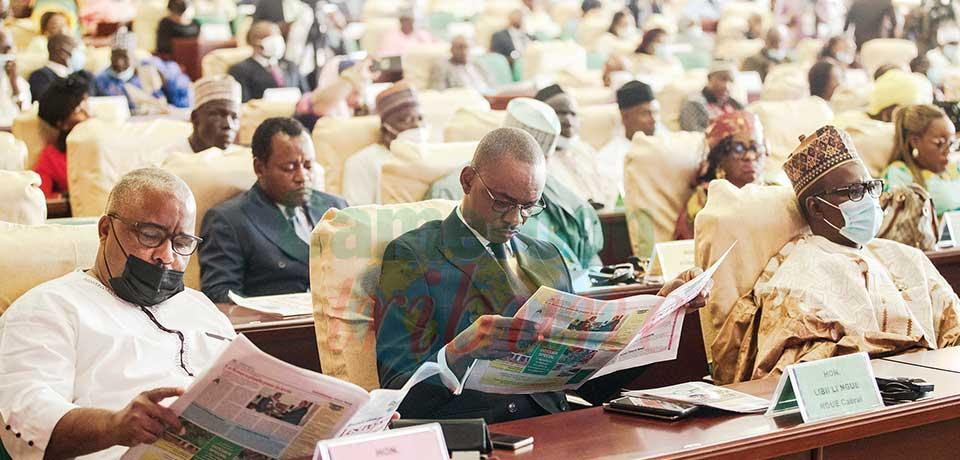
[[470, 127, 544, 172], [106, 168, 194, 215]]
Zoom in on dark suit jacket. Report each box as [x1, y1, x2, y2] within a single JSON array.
[[376, 210, 573, 424], [27, 67, 94, 102], [490, 29, 533, 64], [199, 182, 347, 303], [227, 57, 310, 102]]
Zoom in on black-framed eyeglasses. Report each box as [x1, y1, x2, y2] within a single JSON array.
[[108, 214, 203, 256], [815, 179, 884, 202], [472, 168, 546, 218], [931, 137, 960, 153], [726, 140, 768, 159]]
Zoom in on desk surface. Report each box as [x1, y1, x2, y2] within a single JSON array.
[[881, 347, 960, 374], [491, 351, 960, 459]]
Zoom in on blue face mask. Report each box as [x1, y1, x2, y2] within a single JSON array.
[[818, 195, 883, 245], [67, 48, 86, 72]]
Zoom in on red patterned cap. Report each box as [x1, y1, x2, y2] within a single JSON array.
[[705, 111, 762, 150]]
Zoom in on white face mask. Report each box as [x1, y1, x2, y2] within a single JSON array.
[[555, 135, 571, 151], [835, 52, 854, 66], [944, 44, 960, 64], [112, 66, 135, 82], [394, 126, 431, 144], [260, 34, 286, 60]]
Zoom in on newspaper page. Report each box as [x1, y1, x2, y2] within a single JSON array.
[[227, 291, 313, 317], [122, 336, 439, 460], [624, 381, 770, 413]]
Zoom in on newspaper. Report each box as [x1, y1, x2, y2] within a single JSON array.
[[227, 291, 313, 317], [624, 381, 770, 414], [122, 336, 438, 460], [461, 243, 734, 395]]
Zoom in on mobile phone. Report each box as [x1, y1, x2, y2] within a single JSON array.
[[490, 432, 534, 450], [603, 396, 699, 421]]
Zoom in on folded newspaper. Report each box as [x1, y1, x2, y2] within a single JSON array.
[[121, 336, 439, 460], [624, 382, 769, 414], [227, 291, 313, 317], [461, 243, 734, 394]]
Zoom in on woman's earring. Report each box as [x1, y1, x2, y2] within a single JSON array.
[[912, 147, 920, 158]]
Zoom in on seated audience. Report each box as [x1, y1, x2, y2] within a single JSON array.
[[598, 80, 661, 195], [491, 9, 533, 67], [341, 81, 424, 205], [294, 58, 372, 129], [537, 84, 620, 210], [675, 111, 768, 240], [155, 0, 200, 57], [25, 9, 69, 54], [28, 32, 91, 102], [428, 35, 494, 93], [376, 6, 436, 56], [741, 25, 791, 81], [679, 61, 743, 132], [745, 12, 764, 40], [926, 23, 960, 78], [34, 73, 89, 198], [376, 127, 708, 422], [882, 104, 960, 216], [0, 168, 236, 459], [867, 69, 933, 122], [818, 35, 856, 67], [607, 10, 638, 41], [808, 58, 843, 102], [200, 117, 347, 303], [629, 28, 683, 76], [168, 74, 241, 154], [92, 30, 166, 113], [228, 20, 309, 102], [713, 125, 960, 384], [0, 27, 30, 120]]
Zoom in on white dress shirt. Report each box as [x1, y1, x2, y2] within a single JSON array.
[[277, 203, 313, 243], [0, 271, 236, 460], [44, 61, 71, 78], [341, 143, 391, 205]]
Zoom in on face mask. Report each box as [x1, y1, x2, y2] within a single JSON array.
[[67, 48, 86, 72], [654, 44, 671, 59], [767, 48, 787, 61], [394, 125, 430, 144], [928, 66, 943, 86], [556, 135, 571, 151], [111, 66, 135, 82], [835, 52, 853, 66], [944, 44, 960, 64], [818, 195, 883, 245], [260, 34, 286, 60], [106, 220, 185, 306]]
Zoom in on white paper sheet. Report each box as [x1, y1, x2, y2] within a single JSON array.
[[228, 291, 313, 317]]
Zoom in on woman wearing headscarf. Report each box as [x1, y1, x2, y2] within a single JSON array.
[[674, 111, 768, 240], [882, 103, 960, 216]]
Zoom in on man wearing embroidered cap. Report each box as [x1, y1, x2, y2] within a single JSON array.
[[679, 60, 743, 132], [92, 28, 166, 113], [712, 125, 960, 384], [342, 81, 426, 205], [173, 75, 243, 154]]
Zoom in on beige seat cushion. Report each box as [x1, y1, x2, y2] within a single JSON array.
[[0, 132, 28, 170], [860, 39, 918, 79], [0, 221, 99, 314], [312, 115, 381, 196], [693, 181, 806, 363], [237, 98, 298, 146], [12, 109, 56, 170], [566, 86, 614, 107], [555, 69, 606, 89], [0, 170, 45, 224], [67, 118, 193, 217], [713, 39, 764, 64], [380, 140, 478, 204], [660, 69, 708, 131], [202, 47, 253, 78], [88, 96, 132, 122], [418, 88, 491, 141], [746, 96, 834, 180], [402, 43, 451, 91], [310, 199, 459, 390], [132, 0, 166, 53], [442, 108, 504, 142], [15, 50, 46, 79], [795, 38, 825, 65], [474, 14, 508, 55], [521, 40, 587, 80], [161, 147, 258, 289], [579, 103, 622, 150], [624, 130, 705, 257], [762, 64, 810, 102], [831, 110, 895, 177]]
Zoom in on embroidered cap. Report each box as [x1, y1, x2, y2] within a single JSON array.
[[193, 75, 242, 109], [783, 125, 861, 196], [503, 97, 561, 157]]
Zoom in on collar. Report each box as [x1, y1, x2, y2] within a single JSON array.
[[455, 204, 491, 247], [46, 61, 70, 78]]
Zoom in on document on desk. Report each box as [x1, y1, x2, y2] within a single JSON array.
[[624, 381, 769, 413], [121, 335, 439, 460], [461, 243, 733, 394], [227, 291, 313, 317]]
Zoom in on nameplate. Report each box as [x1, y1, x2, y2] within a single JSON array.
[[940, 211, 960, 247], [313, 423, 448, 460], [648, 240, 695, 282], [765, 352, 883, 422]]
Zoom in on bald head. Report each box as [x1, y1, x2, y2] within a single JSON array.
[[471, 127, 544, 174], [106, 168, 195, 217], [47, 33, 76, 64]]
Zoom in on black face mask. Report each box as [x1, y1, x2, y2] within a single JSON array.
[[106, 220, 185, 306]]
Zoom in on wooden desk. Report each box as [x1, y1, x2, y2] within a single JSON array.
[[171, 37, 238, 81], [492, 351, 960, 459], [485, 88, 537, 111], [881, 347, 960, 374], [46, 198, 71, 219]]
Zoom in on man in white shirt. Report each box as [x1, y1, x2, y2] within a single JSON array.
[[597, 80, 662, 202], [341, 81, 426, 205], [0, 28, 30, 123], [27, 33, 92, 102], [0, 168, 237, 460]]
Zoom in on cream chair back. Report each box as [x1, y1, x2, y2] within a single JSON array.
[[860, 39, 918, 79], [521, 40, 587, 80], [237, 99, 298, 146], [0, 132, 28, 170], [312, 115, 381, 196], [746, 96, 834, 180], [380, 140, 478, 204], [442, 108, 504, 142], [202, 47, 253, 77], [402, 43, 451, 90], [12, 108, 55, 170], [0, 170, 45, 224], [579, 103, 622, 150]]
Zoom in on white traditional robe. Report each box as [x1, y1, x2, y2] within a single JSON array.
[[341, 143, 391, 206], [548, 137, 620, 211]]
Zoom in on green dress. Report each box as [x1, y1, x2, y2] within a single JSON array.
[[882, 160, 960, 216]]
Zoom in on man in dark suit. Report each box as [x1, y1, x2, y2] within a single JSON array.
[[199, 117, 347, 303], [227, 20, 311, 102], [28, 33, 93, 102], [490, 9, 534, 67], [375, 128, 708, 424]]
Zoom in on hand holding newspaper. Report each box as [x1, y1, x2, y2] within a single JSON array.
[[461, 243, 734, 394], [122, 336, 438, 460]]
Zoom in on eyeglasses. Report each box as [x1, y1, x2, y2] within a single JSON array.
[[108, 214, 203, 256], [726, 141, 768, 159], [815, 179, 884, 202], [472, 168, 546, 218], [931, 137, 960, 152]]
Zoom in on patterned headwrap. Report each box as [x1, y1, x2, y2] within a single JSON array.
[[375, 81, 419, 120], [705, 111, 762, 150], [783, 125, 861, 196]]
